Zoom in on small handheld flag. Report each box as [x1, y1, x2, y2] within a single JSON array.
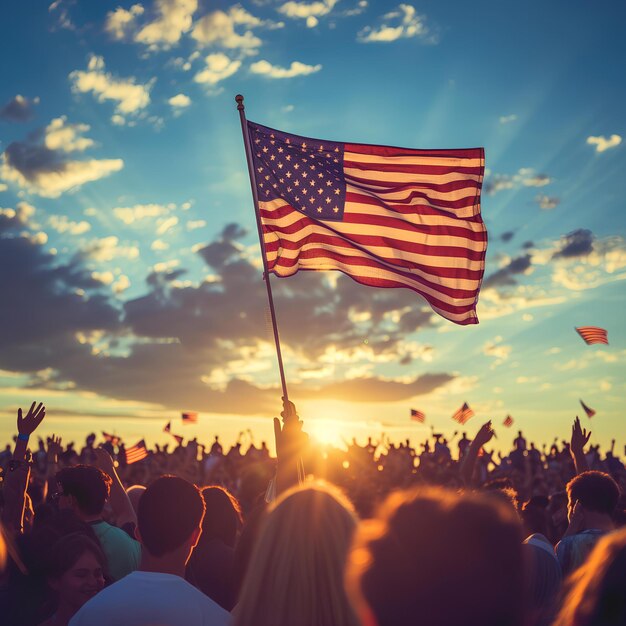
[[452, 402, 475, 425], [411, 408, 425, 423], [503, 415, 514, 428], [126, 440, 148, 464], [579, 399, 596, 418], [182, 412, 198, 424], [163, 421, 171, 433], [102, 432, 121, 446], [575, 326, 608, 345], [172, 434, 184, 445]]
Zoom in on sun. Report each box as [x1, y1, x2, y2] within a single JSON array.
[[307, 418, 347, 449]]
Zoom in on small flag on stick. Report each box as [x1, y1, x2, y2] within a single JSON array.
[[172, 434, 184, 445], [503, 415, 514, 428], [579, 399, 596, 418], [102, 432, 121, 446], [163, 421, 171, 433], [575, 326, 608, 345], [452, 402, 475, 425], [182, 411, 198, 424], [126, 440, 148, 464], [411, 408, 425, 423]]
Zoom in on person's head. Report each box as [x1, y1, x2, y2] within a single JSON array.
[[45, 533, 106, 612], [566, 471, 620, 520], [523, 536, 562, 626], [347, 486, 524, 626], [55, 466, 112, 517], [200, 486, 243, 548], [137, 475, 205, 561], [553, 528, 626, 626], [235, 481, 359, 626]]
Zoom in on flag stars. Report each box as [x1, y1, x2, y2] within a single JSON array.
[[302, 188, 307, 195], [270, 155, 276, 161], [286, 155, 291, 161], [302, 172, 308, 179], [309, 196, 315, 203], [294, 180, 300, 186], [334, 188, 340, 195], [301, 142, 307, 149], [317, 207, 323, 212], [310, 180, 315, 187], [278, 147, 284, 153], [326, 180, 332, 186], [317, 188, 323, 195], [294, 163, 300, 170], [318, 173, 324, 179], [333, 206, 339, 213], [262, 146, 268, 153], [325, 197, 331, 204], [286, 171, 292, 178]]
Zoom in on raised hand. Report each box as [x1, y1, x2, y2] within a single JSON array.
[[474, 421, 495, 448], [17, 402, 46, 436], [47, 435, 63, 463], [571, 416, 591, 453]]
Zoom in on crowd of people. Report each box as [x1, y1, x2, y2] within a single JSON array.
[[1, 399, 625, 626]]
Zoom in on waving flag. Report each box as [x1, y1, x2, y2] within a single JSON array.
[[182, 411, 198, 424], [503, 415, 514, 428], [163, 421, 171, 433], [102, 432, 121, 446], [248, 121, 487, 325], [126, 440, 148, 464], [452, 402, 475, 425], [172, 434, 184, 445], [411, 408, 426, 423], [580, 399, 596, 418], [575, 326, 608, 345]]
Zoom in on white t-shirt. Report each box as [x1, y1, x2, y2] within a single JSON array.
[[69, 571, 231, 626]]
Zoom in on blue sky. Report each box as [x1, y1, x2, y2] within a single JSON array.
[[0, 0, 624, 452]]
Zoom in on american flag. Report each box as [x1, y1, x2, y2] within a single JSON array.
[[410, 408, 426, 423], [101, 432, 121, 445], [503, 415, 514, 428], [182, 412, 198, 424], [575, 326, 608, 345], [248, 121, 487, 325], [163, 421, 171, 433], [579, 399, 596, 418], [125, 440, 148, 464], [452, 402, 475, 424], [172, 434, 184, 445]]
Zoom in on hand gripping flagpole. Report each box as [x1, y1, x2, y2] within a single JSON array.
[[236, 94, 290, 404]]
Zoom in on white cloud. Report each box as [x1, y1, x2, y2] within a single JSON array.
[[113, 203, 169, 224], [499, 114, 517, 124], [358, 4, 428, 43], [485, 167, 552, 195], [191, 8, 262, 49], [69, 55, 152, 116], [250, 59, 322, 78], [168, 93, 191, 107], [48, 215, 91, 235], [194, 53, 241, 85], [91, 270, 115, 285], [535, 194, 560, 210], [105, 4, 145, 40], [586, 134, 622, 153], [156, 215, 178, 235], [80, 236, 139, 262], [186, 219, 206, 230], [0, 183, 7, 192], [43, 117, 94, 152], [482, 335, 512, 367], [278, 0, 338, 26], [521, 172, 551, 187], [135, 0, 197, 48], [151, 239, 169, 250], [113, 274, 131, 293]]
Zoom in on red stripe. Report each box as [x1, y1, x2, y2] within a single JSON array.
[[343, 159, 483, 176], [345, 143, 484, 160]]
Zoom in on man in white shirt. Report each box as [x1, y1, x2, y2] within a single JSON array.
[[70, 475, 231, 626]]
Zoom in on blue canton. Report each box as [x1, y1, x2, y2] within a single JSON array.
[[248, 122, 346, 221]]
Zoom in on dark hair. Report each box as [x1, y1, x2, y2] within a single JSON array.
[[567, 471, 620, 515], [554, 528, 626, 626], [45, 532, 107, 580], [200, 486, 243, 547], [348, 487, 524, 626], [138, 476, 205, 557], [55, 466, 112, 515]]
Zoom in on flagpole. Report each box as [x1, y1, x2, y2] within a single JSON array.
[[235, 94, 289, 403]]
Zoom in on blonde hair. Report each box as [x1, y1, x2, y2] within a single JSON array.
[[234, 480, 359, 626]]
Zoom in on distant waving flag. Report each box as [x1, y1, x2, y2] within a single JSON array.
[[248, 121, 487, 325], [172, 434, 184, 445], [452, 402, 475, 425], [579, 399, 596, 418], [575, 326, 608, 345], [411, 408, 426, 423], [503, 415, 514, 428], [102, 432, 121, 446], [182, 412, 198, 424], [126, 440, 148, 464], [163, 421, 171, 433]]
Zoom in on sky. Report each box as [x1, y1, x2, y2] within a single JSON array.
[[0, 0, 625, 454]]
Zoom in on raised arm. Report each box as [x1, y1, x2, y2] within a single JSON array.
[[460, 421, 494, 486], [273, 398, 308, 496], [570, 416, 590, 475], [93, 446, 137, 528]]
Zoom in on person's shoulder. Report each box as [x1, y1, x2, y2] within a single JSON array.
[[173, 577, 231, 618]]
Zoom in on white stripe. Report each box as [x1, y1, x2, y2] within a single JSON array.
[[346, 180, 480, 203], [344, 167, 482, 185], [344, 151, 483, 168]]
